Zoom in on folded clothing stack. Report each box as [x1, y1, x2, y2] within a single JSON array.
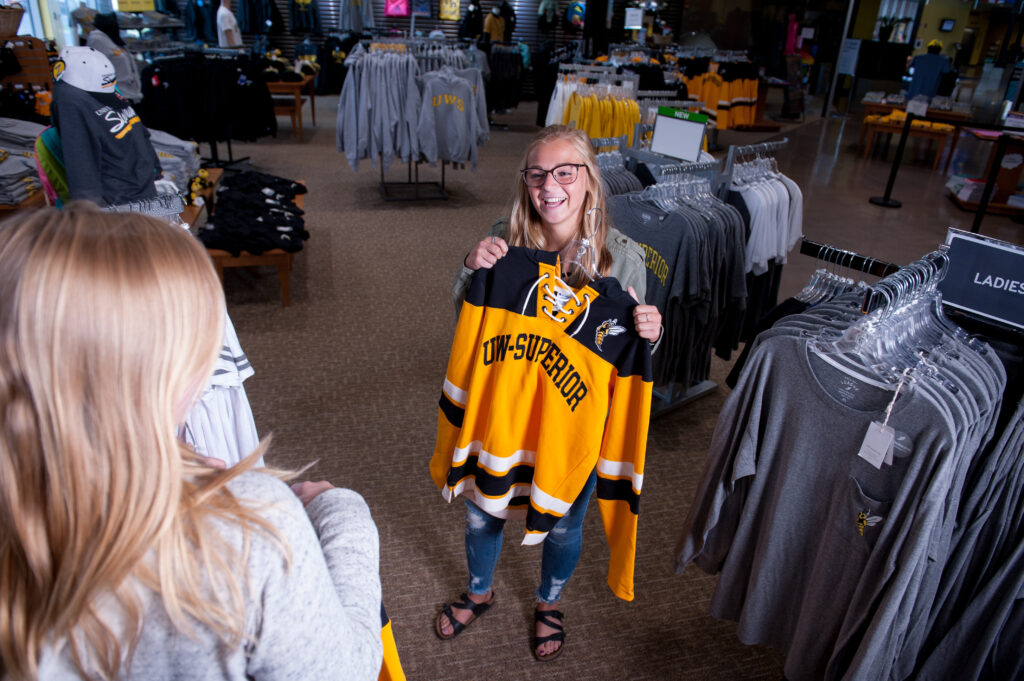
[[864, 109, 954, 133], [149, 128, 201, 194], [199, 171, 309, 255], [0, 117, 46, 206]]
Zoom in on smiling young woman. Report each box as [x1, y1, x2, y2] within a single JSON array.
[[440, 125, 662, 662]]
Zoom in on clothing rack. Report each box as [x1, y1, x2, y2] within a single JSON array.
[[651, 154, 721, 416], [557, 63, 640, 91], [672, 46, 716, 59], [720, 137, 788, 196], [630, 153, 723, 416], [657, 160, 719, 177], [622, 146, 719, 183], [379, 158, 448, 201], [712, 50, 749, 63], [798, 238, 901, 279], [638, 89, 682, 99], [590, 135, 628, 151]]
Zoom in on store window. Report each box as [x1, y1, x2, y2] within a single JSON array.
[[875, 0, 919, 43]]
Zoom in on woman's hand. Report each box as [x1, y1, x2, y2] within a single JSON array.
[[627, 286, 663, 344], [291, 480, 335, 506], [465, 236, 509, 270]]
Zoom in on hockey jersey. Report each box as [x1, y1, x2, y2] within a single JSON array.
[[431, 246, 653, 601]]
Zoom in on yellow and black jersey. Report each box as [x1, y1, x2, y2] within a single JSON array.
[[430, 246, 653, 601]]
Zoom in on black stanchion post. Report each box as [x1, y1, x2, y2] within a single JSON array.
[[869, 112, 915, 208], [971, 133, 1010, 234]]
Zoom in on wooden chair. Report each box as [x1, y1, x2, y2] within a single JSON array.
[[272, 95, 307, 142]]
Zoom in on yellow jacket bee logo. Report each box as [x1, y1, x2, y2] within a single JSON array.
[[595, 319, 626, 351]]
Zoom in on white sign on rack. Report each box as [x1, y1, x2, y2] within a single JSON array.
[[650, 107, 708, 163], [624, 8, 643, 30], [939, 229, 1024, 330], [837, 39, 861, 77]]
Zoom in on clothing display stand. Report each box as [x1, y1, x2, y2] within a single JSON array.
[[590, 135, 628, 152], [645, 159, 722, 417], [379, 158, 448, 201], [719, 137, 789, 197], [609, 146, 725, 417], [798, 238, 901, 280], [203, 140, 249, 170]]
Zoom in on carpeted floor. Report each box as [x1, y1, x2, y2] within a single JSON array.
[[217, 98, 792, 681]]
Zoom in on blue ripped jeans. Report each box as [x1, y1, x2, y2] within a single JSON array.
[[464, 470, 597, 604]]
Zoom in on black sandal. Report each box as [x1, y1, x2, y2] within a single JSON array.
[[434, 591, 495, 640], [533, 608, 565, 662]]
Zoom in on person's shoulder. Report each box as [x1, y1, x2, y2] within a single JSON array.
[[605, 226, 644, 261], [227, 470, 304, 513]]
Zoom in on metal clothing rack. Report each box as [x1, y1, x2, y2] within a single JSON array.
[[637, 89, 683, 99], [798, 238, 901, 279], [379, 158, 448, 201], [615, 151, 723, 416], [557, 63, 640, 91], [622, 146, 719, 183], [590, 135, 628, 151], [719, 137, 789, 196]]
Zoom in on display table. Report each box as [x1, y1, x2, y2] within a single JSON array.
[[267, 75, 316, 143], [0, 190, 46, 216], [858, 103, 969, 170], [180, 168, 306, 307], [860, 120, 952, 170], [947, 129, 1024, 216]]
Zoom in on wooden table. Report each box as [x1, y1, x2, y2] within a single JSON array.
[[861, 120, 951, 170], [182, 169, 307, 307], [0, 190, 46, 219], [266, 75, 316, 142], [858, 103, 969, 167]]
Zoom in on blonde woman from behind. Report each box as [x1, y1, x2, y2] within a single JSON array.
[[0, 205, 382, 681]]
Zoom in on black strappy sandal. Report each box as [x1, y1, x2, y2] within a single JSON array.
[[533, 608, 565, 662], [434, 591, 495, 640]]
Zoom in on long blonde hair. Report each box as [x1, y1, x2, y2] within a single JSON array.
[[506, 125, 612, 286], [0, 205, 281, 680]]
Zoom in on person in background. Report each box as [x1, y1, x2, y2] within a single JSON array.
[[437, 125, 662, 662], [907, 39, 954, 100], [86, 12, 143, 102], [217, 0, 243, 48], [70, 1, 97, 45], [0, 206, 383, 681]]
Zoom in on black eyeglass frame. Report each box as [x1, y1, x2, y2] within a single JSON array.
[[520, 163, 587, 187]]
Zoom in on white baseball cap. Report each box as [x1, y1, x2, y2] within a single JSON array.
[[53, 46, 116, 93]]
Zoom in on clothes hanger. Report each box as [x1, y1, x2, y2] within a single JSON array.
[[557, 207, 603, 285]]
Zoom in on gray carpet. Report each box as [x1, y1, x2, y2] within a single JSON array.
[[219, 98, 785, 681]]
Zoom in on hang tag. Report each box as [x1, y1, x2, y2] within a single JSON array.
[[858, 421, 895, 469]]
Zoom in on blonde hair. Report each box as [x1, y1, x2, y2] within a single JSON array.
[[506, 125, 612, 286], [0, 205, 282, 680]]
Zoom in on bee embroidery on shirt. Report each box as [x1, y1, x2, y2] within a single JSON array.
[[857, 511, 882, 536], [595, 319, 626, 351]]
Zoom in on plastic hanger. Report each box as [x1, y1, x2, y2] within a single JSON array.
[[557, 207, 603, 285]]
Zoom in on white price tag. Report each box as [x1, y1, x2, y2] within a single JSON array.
[[858, 421, 895, 469], [906, 98, 928, 117]]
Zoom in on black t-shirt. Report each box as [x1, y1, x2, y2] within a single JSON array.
[[51, 81, 160, 205]]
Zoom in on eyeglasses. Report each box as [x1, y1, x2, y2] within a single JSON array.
[[520, 163, 586, 188]]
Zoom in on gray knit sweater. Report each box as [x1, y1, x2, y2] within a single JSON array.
[[35, 472, 383, 680]]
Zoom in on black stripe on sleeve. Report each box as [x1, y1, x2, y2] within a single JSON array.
[[381, 603, 390, 627], [446, 454, 535, 495], [525, 507, 563, 534], [439, 392, 464, 428], [596, 477, 640, 515]]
